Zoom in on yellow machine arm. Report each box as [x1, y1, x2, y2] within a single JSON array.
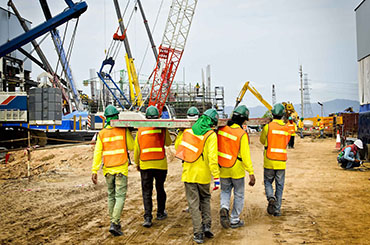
[[235, 81, 272, 110], [125, 54, 143, 106]]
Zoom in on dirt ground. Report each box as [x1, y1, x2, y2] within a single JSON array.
[[0, 135, 369, 244]]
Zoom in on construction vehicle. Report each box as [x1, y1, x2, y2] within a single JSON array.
[[235, 81, 298, 121]]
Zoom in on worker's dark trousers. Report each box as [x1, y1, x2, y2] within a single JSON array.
[[140, 169, 167, 219], [338, 158, 361, 169], [288, 136, 295, 148]]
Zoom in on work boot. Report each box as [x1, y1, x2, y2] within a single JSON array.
[[267, 197, 276, 215], [193, 233, 204, 244], [220, 208, 230, 229], [273, 211, 282, 217], [230, 220, 245, 229], [142, 217, 152, 228], [202, 224, 214, 238], [109, 222, 123, 236], [156, 210, 168, 220]]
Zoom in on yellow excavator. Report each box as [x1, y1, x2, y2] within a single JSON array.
[[235, 81, 298, 120]]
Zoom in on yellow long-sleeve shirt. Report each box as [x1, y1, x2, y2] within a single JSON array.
[[134, 128, 172, 170], [219, 124, 254, 179], [92, 126, 135, 176], [175, 130, 220, 184], [259, 119, 287, 170]]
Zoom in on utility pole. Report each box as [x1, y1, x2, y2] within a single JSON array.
[[272, 84, 276, 105], [300, 65, 304, 118]]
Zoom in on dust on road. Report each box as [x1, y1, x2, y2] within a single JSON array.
[[0, 136, 369, 244]]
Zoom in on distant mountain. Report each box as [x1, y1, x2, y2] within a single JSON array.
[[224, 99, 359, 118]]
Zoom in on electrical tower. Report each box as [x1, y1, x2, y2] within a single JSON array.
[[303, 73, 314, 117], [272, 84, 276, 105]]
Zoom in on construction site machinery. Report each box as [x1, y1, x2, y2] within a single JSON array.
[[148, 0, 198, 116]]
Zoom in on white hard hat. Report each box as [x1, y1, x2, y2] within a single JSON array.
[[354, 139, 363, 149]]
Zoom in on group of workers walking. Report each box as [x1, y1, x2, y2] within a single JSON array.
[[91, 103, 296, 243]]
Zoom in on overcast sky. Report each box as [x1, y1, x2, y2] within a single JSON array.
[[0, 0, 363, 108]]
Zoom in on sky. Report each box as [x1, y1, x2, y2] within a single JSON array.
[[0, 0, 363, 108]]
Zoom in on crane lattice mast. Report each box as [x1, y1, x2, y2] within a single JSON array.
[[148, 0, 198, 115]]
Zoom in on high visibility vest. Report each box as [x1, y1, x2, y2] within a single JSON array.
[[319, 121, 324, 130], [217, 126, 246, 168], [266, 121, 290, 161], [339, 144, 357, 157], [298, 121, 304, 129], [99, 127, 128, 167], [287, 123, 296, 136], [175, 129, 213, 163], [138, 127, 166, 161]]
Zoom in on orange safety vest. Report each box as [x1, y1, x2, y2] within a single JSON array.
[[266, 121, 290, 161], [175, 129, 213, 163], [138, 127, 166, 161], [287, 122, 296, 135], [319, 121, 324, 130], [99, 127, 128, 167], [217, 126, 246, 168]]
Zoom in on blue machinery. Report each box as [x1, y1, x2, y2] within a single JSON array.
[[0, 1, 87, 58]]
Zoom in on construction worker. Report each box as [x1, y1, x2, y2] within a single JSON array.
[[317, 118, 324, 138], [91, 105, 134, 236], [175, 108, 220, 244], [259, 103, 291, 217], [337, 139, 363, 169], [218, 105, 255, 229], [134, 106, 172, 228], [287, 117, 297, 148], [298, 117, 304, 138]]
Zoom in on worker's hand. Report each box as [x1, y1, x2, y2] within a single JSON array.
[[136, 164, 141, 172], [91, 173, 98, 185], [248, 174, 256, 186], [213, 178, 220, 191], [355, 159, 360, 163]]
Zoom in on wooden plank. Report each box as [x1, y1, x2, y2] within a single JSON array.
[[111, 117, 270, 128]]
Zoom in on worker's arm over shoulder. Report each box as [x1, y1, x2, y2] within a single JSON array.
[[126, 129, 134, 151], [92, 134, 103, 174], [164, 129, 172, 146], [260, 124, 269, 145], [241, 134, 254, 175], [174, 130, 184, 150], [206, 132, 220, 179]]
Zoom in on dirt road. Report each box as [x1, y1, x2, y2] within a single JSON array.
[[0, 136, 369, 244]]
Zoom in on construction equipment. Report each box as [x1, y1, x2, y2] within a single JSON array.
[[235, 82, 272, 111], [148, 0, 198, 116]]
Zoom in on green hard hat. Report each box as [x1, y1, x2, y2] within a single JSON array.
[[317, 118, 321, 121], [300, 117, 304, 121], [104, 105, 119, 117], [187, 106, 200, 117], [203, 108, 219, 125], [145, 105, 159, 119], [288, 116, 292, 120], [233, 105, 249, 119], [271, 103, 285, 117]]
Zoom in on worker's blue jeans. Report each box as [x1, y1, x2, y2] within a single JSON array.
[[105, 173, 127, 225], [220, 177, 245, 224], [264, 168, 285, 213]]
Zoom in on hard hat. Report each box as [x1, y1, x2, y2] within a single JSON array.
[[300, 117, 304, 121], [145, 105, 159, 119], [187, 106, 200, 117], [354, 139, 363, 149], [233, 105, 249, 119], [104, 105, 119, 117], [271, 103, 285, 117], [204, 108, 219, 125], [288, 116, 292, 120], [318, 118, 321, 121]]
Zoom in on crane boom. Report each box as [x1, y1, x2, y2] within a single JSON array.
[[148, 0, 198, 115]]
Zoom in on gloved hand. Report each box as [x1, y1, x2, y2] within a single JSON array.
[[91, 173, 98, 185], [248, 174, 256, 186], [213, 178, 220, 191]]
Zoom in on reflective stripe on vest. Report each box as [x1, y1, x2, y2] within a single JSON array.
[[217, 126, 245, 168], [99, 127, 128, 167], [175, 129, 213, 163], [138, 127, 166, 161], [266, 121, 290, 161]]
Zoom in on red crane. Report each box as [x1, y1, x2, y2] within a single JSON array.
[[148, 0, 198, 115]]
